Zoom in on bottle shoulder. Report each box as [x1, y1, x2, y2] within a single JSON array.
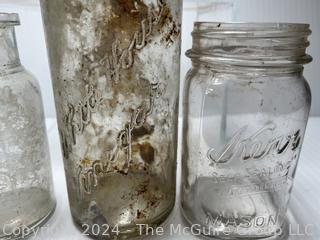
[[0, 66, 41, 91], [0, 65, 44, 111]]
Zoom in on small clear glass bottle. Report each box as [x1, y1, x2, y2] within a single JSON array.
[[181, 22, 312, 239], [0, 13, 56, 239]]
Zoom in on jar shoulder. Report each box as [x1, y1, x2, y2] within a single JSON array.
[[184, 68, 311, 116], [185, 68, 311, 97]]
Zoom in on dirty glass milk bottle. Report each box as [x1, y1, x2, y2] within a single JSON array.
[[0, 13, 56, 239], [181, 22, 312, 239], [41, 1, 182, 238]]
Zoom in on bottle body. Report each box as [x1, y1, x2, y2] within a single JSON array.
[[0, 14, 55, 239], [181, 23, 312, 239], [40, 1, 182, 238]]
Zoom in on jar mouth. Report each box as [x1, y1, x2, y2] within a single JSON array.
[[0, 13, 20, 26], [188, 22, 312, 68], [193, 22, 310, 34]]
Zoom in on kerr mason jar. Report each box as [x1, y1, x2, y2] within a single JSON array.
[[40, 1, 182, 238], [181, 23, 312, 239], [0, 13, 56, 239]]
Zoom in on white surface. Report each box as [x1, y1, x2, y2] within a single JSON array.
[[0, 0, 38, 5], [29, 117, 320, 240]]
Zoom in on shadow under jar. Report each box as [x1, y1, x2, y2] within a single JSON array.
[[40, 0, 182, 239], [181, 22, 312, 240], [0, 13, 56, 239]]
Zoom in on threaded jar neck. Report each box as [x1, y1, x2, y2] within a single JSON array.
[[0, 13, 21, 72], [187, 22, 312, 71]]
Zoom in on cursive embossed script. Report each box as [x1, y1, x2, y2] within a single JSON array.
[[101, 0, 166, 83], [61, 0, 172, 159], [207, 123, 301, 165], [77, 82, 163, 195], [60, 84, 103, 158]]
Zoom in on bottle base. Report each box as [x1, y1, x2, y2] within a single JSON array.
[[0, 202, 56, 240]]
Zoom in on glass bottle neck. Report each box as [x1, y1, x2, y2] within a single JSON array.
[[0, 26, 21, 71]]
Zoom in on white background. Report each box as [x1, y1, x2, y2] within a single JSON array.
[[0, 0, 319, 116], [0, 1, 319, 239]]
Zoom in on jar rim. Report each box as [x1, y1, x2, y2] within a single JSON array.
[[0, 13, 20, 26], [192, 22, 311, 38], [194, 22, 310, 30]]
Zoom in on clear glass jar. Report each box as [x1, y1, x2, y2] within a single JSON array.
[[40, 1, 182, 238], [0, 13, 55, 239], [181, 22, 312, 239]]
